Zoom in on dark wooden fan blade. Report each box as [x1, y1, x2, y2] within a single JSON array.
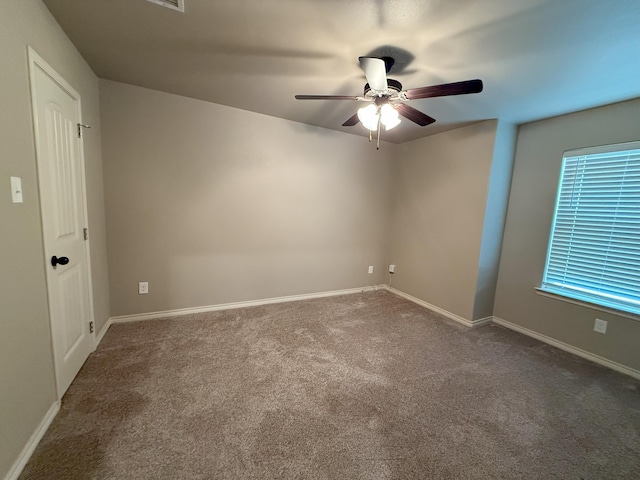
[[396, 104, 436, 126], [295, 95, 360, 100], [342, 112, 360, 127], [404, 79, 483, 100]]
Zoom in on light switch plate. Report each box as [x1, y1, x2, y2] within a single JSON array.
[[10, 176, 23, 203]]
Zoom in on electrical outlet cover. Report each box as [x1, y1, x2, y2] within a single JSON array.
[[594, 318, 607, 334]]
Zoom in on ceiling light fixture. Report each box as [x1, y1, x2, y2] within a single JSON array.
[[356, 102, 401, 149], [380, 104, 400, 130], [296, 56, 484, 151], [357, 104, 379, 131], [357, 103, 401, 132]]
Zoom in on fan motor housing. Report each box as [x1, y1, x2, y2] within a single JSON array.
[[364, 79, 403, 96]]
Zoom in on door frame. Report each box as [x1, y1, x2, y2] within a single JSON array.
[[27, 46, 97, 398]]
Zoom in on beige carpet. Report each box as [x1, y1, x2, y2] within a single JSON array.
[[20, 291, 640, 479]]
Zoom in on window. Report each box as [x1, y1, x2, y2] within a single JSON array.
[[540, 141, 640, 317]]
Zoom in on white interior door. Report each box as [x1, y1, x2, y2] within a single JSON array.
[[29, 49, 95, 398]]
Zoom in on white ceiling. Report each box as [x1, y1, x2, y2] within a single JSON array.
[[43, 0, 640, 143]]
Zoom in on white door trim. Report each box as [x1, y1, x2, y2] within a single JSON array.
[[27, 47, 97, 397]]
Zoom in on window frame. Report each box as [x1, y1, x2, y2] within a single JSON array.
[[538, 140, 640, 320]]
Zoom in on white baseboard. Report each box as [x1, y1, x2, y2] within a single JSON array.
[[109, 286, 386, 324], [382, 286, 489, 328], [94, 318, 113, 349], [492, 316, 640, 381], [4, 400, 60, 480], [472, 316, 494, 327]]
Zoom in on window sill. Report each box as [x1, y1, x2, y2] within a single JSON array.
[[534, 287, 640, 322]]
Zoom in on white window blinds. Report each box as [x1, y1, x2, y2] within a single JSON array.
[[541, 141, 640, 316]]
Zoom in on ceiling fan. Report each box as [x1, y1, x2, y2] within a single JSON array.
[[295, 56, 483, 148]]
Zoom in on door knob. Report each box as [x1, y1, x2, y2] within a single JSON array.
[[51, 256, 69, 267]]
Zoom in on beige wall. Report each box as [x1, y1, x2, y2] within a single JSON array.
[[472, 121, 517, 319], [100, 80, 393, 317], [494, 98, 640, 371], [388, 121, 503, 320], [0, 0, 109, 477]]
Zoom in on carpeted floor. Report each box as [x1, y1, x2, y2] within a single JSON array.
[[20, 291, 640, 479]]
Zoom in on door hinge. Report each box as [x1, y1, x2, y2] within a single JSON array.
[[89, 321, 94, 334], [77, 123, 91, 138], [83, 228, 88, 241]]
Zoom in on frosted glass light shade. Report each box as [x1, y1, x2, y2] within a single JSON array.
[[380, 104, 400, 130], [357, 104, 379, 131]]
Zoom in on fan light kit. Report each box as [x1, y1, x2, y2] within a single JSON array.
[[358, 103, 400, 131], [296, 56, 483, 149]]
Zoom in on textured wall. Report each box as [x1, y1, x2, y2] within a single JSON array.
[[494, 98, 640, 371], [472, 121, 517, 320], [389, 121, 499, 320], [0, 0, 109, 477], [100, 80, 394, 317]]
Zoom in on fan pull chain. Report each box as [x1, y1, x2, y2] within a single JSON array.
[[369, 130, 372, 142], [376, 116, 381, 150]]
